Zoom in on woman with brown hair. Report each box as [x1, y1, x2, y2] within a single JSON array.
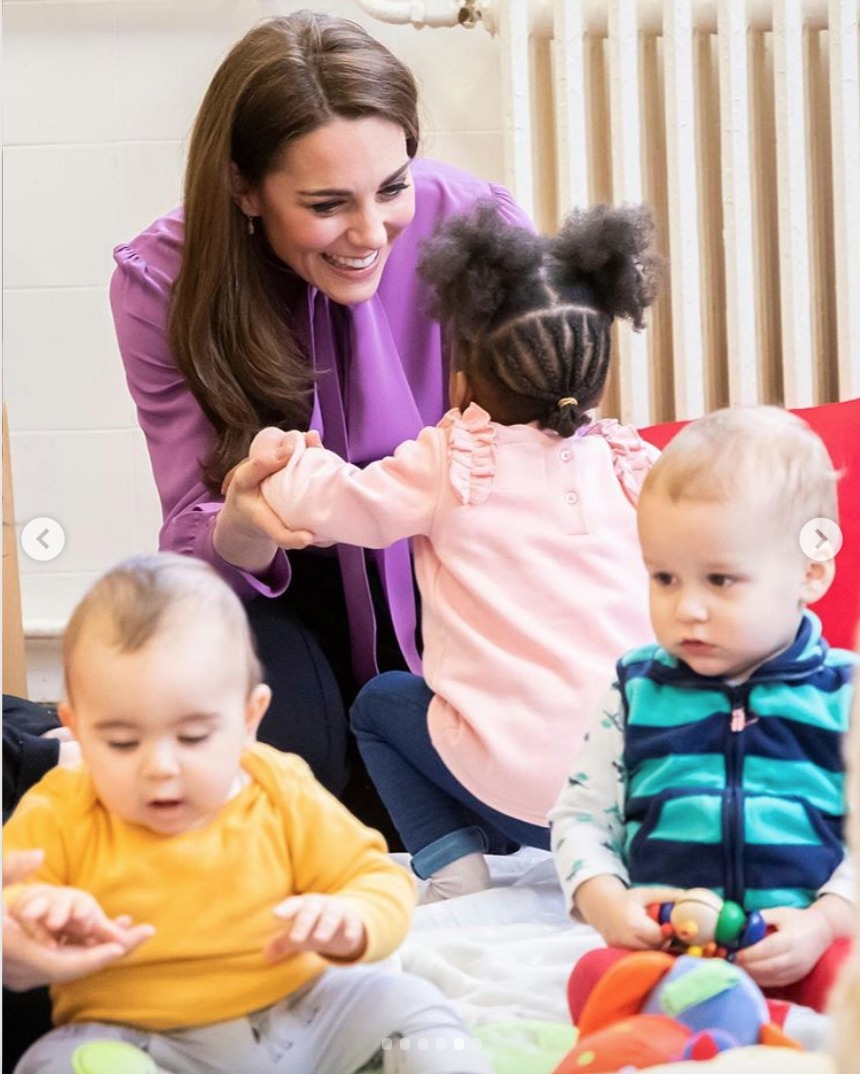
[[110, 10, 530, 832]]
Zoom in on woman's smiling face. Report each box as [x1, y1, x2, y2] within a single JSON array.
[[238, 115, 416, 306]]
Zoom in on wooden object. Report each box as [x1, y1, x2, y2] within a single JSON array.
[[3, 403, 28, 697]]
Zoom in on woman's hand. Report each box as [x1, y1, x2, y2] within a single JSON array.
[[575, 875, 685, 950], [3, 850, 46, 889], [214, 431, 322, 571], [10, 883, 152, 950], [3, 857, 154, 990], [264, 893, 367, 964]]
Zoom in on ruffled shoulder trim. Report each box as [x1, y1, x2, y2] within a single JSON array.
[[441, 403, 497, 505], [579, 419, 658, 506]]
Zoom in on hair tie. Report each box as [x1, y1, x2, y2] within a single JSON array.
[[558, 396, 579, 409]]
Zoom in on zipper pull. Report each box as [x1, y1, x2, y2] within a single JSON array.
[[730, 706, 746, 733]]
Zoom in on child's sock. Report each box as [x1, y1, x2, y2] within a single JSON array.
[[421, 852, 491, 904]]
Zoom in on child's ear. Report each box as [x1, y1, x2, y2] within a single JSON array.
[[244, 684, 271, 742], [800, 557, 836, 606], [57, 700, 77, 736]]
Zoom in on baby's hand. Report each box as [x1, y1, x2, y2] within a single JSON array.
[[249, 426, 291, 458], [576, 876, 685, 950], [264, 894, 367, 964], [248, 428, 322, 464], [735, 905, 833, 987], [11, 884, 150, 950]]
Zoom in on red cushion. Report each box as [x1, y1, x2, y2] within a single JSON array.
[[639, 400, 860, 651]]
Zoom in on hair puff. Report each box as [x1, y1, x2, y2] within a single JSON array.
[[549, 203, 663, 329], [418, 201, 545, 341]]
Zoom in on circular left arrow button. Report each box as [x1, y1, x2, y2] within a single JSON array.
[[21, 516, 66, 562]]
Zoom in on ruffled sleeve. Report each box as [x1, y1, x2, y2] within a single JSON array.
[[580, 419, 659, 506], [443, 403, 497, 506]]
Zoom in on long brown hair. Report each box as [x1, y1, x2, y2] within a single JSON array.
[[169, 12, 420, 490]]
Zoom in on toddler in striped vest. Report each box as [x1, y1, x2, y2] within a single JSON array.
[[551, 405, 856, 1019]]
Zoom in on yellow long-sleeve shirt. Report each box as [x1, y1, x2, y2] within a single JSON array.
[[3, 743, 415, 1030]]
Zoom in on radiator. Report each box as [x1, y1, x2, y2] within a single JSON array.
[[479, 0, 860, 424]]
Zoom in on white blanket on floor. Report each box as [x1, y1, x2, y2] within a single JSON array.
[[396, 848, 601, 1026], [393, 849, 837, 1072]]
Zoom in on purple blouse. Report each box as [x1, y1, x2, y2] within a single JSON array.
[[110, 158, 531, 682]]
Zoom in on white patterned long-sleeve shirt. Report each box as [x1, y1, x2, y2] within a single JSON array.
[[548, 684, 629, 916]]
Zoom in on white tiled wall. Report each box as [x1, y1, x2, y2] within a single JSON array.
[[2, 0, 508, 695]]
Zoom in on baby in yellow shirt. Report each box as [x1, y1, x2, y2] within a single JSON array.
[[3, 553, 490, 1074]]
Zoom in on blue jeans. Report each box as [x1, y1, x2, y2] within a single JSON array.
[[350, 671, 550, 878]]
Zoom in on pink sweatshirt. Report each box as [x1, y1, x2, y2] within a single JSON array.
[[255, 404, 655, 824]]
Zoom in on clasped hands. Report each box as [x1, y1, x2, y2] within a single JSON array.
[[214, 429, 325, 571]]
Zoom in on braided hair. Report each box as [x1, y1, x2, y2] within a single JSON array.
[[419, 201, 662, 436]]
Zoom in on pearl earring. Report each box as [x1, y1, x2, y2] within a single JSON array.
[[246, 215, 256, 236]]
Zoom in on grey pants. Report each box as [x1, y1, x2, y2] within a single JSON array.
[[14, 965, 493, 1074]]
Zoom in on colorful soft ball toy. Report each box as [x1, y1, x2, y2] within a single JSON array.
[[552, 952, 800, 1072]]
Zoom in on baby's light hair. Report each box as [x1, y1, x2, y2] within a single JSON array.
[[642, 406, 839, 539], [63, 553, 263, 697]]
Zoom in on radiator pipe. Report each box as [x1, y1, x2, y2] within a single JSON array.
[[352, 1, 480, 29], [354, 0, 829, 36], [352, 0, 555, 34]]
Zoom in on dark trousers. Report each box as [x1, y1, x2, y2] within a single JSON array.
[[351, 670, 550, 878], [244, 550, 406, 848]]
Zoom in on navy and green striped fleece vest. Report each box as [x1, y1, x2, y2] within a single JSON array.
[[617, 612, 856, 912]]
